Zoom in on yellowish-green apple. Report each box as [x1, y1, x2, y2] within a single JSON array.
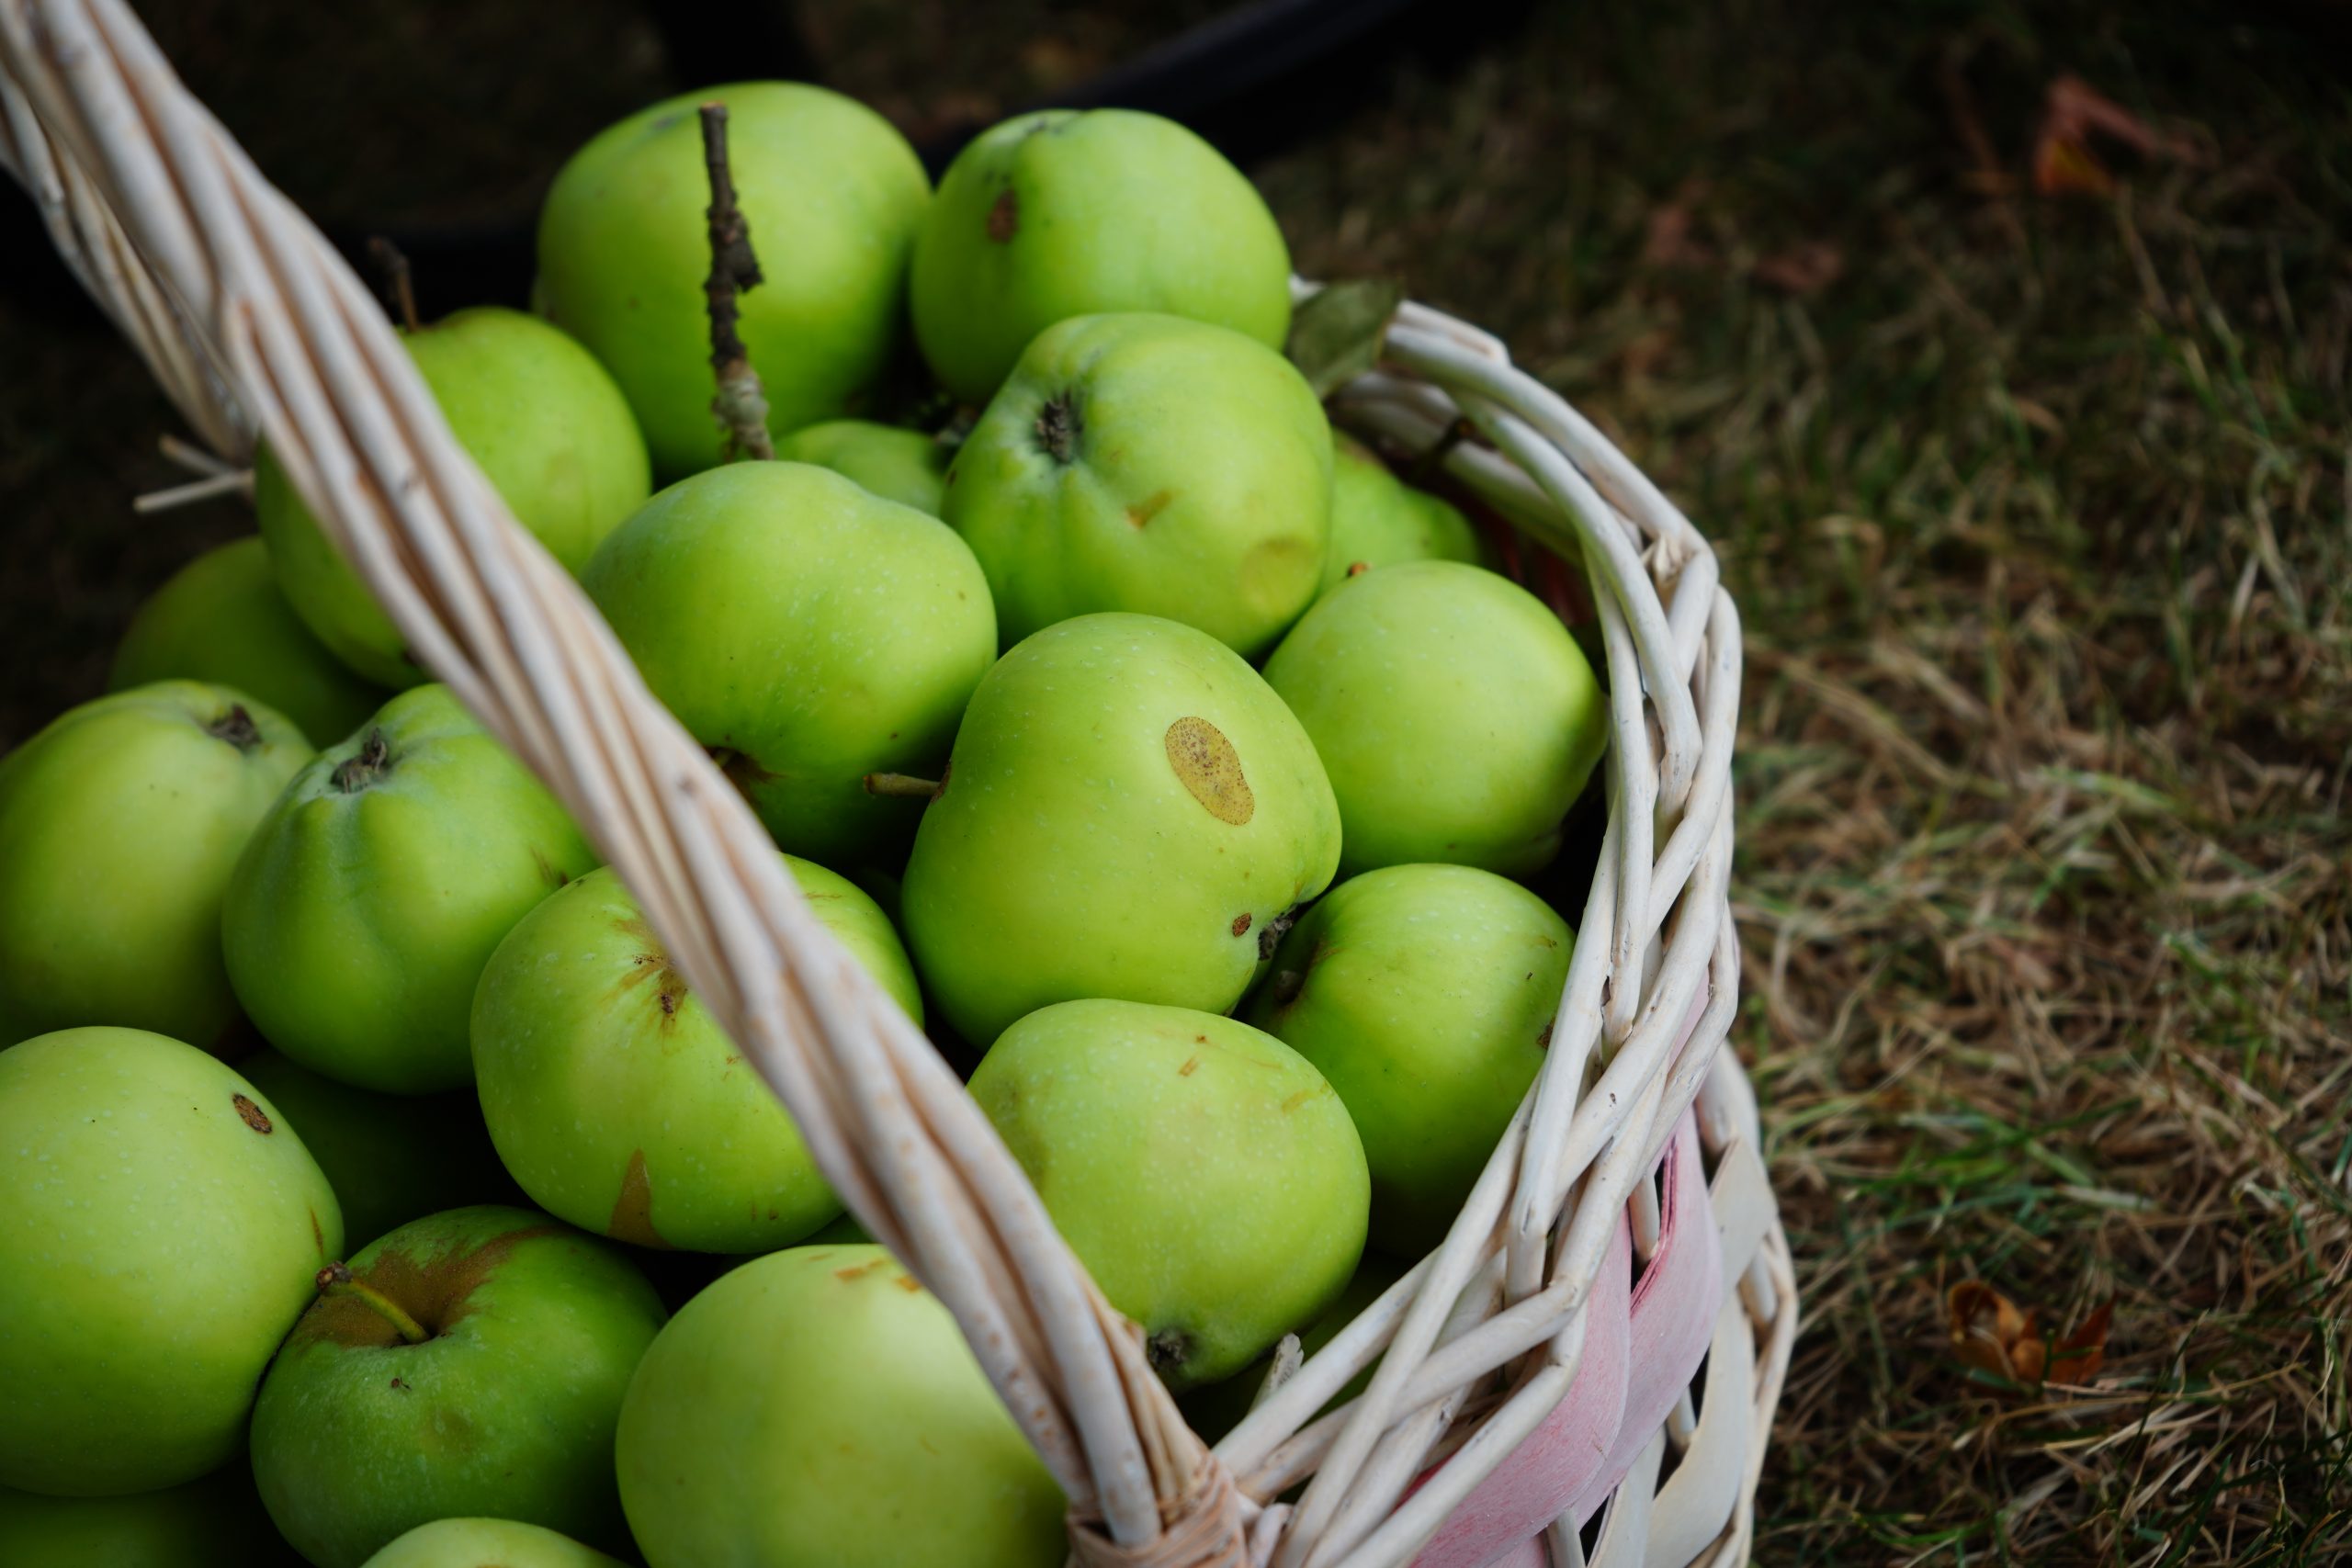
[[255, 307, 650, 687], [1243, 863, 1573, 1252], [774, 418, 950, 514], [237, 1049, 523, 1251], [944, 311, 1332, 657], [250, 1206, 664, 1568], [1179, 1251, 1405, 1443], [111, 536, 388, 746], [616, 1244, 1064, 1568], [1263, 561, 1607, 877], [0, 682, 308, 1050], [0, 1457, 302, 1566], [360, 1518, 626, 1568], [901, 613, 1340, 1046], [472, 855, 921, 1254], [583, 461, 994, 864], [0, 1029, 341, 1495], [969, 1000, 1368, 1389], [911, 108, 1292, 403], [537, 83, 930, 476], [1321, 433, 1488, 592], [222, 684, 599, 1093]]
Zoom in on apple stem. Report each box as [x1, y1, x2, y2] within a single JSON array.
[[315, 1262, 431, 1344], [863, 772, 943, 801], [697, 101, 775, 463], [366, 236, 421, 333]]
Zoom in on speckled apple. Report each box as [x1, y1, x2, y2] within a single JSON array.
[[968, 999, 1369, 1389], [616, 1245, 1064, 1568], [0, 1028, 341, 1496]]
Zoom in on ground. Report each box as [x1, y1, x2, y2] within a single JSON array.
[[3, 0, 2346, 1562]]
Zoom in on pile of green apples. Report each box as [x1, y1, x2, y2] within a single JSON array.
[[0, 84, 1609, 1568]]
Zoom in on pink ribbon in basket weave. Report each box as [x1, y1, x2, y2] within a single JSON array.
[[1407, 1109, 1721, 1568]]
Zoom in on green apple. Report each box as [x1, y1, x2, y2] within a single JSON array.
[[537, 83, 931, 477], [901, 613, 1340, 1046], [0, 1457, 302, 1566], [1320, 434, 1489, 592], [0, 682, 309, 1050], [1263, 561, 1607, 878], [944, 311, 1332, 657], [616, 1244, 1064, 1568], [911, 108, 1293, 403], [360, 1518, 625, 1568], [0, 1028, 341, 1495], [255, 307, 651, 688], [583, 461, 994, 863], [222, 684, 599, 1093], [472, 855, 920, 1254], [111, 536, 389, 746], [237, 1049, 521, 1251], [968, 1000, 1367, 1389], [1179, 1251, 1405, 1443], [1242, 863, 1573, 1252], [250, 1205, 665, 1568], [773, 419, 950, 515]]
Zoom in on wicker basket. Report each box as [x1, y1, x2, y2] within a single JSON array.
[[0, 4, 1797, 1563]]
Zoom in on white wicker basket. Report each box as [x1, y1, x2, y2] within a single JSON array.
[[0, 5, 1796, 1563]]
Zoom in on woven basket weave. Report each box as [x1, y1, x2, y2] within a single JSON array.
[[0, 5, 1797, 1563]]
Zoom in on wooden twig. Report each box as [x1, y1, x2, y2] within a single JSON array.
[[366, 235, 421, 333], [698, 102, 774, 461], [132, 468, 251, 513]]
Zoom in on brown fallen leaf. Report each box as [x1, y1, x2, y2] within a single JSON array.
[[1755, 242, 1845, 296], [1949, 1280, 2114, 1390], [2032, 73, 2203, 198], [1641, 180, 1713, 270]]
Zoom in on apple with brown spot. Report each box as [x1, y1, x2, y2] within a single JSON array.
[[248, 1205, 664, 1568], [900, 613, 1341, 1047]]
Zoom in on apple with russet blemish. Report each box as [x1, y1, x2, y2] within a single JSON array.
[[943, 311, 1334, 658], [900, 612, 1340, 1048], [249, 1205, 665, 1568], [911, 107, 1294, 403], [472, 854, 921, 1255]]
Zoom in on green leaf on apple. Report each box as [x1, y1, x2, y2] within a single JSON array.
[[1285, 277, 1406, 400]]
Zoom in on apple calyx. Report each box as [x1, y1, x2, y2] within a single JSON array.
[[329, 728, 393, 794], [1035, 393, 1081, 464], [314, 1261, 432, 1345], [205, 703, 263, 753], [1146, 1327, 1194, 1376]]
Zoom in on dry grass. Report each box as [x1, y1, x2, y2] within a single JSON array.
[[1246, 0, 2352, 1558], [5, 0, 2347, 1560]]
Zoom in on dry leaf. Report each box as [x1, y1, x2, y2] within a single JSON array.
[[2032, 73, 2202, 198], [1755, 242, 1845, 296], [1949, 1281, 2115, 1391], [1641, 181, 1713, 269]]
